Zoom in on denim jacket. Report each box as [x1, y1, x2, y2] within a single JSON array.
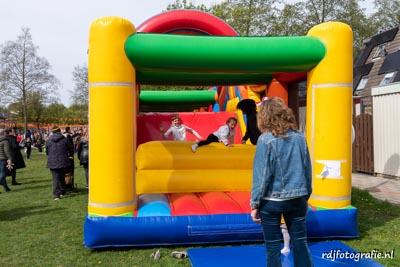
[[250, 130, 312, 208]]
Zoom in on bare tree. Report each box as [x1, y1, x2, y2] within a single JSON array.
[[70, 63, 88, 105], [371, 0, 400, 31], [0, 28, 59, 131]]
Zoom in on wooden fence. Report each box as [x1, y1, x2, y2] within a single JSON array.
[[352, 113, 374, 173]]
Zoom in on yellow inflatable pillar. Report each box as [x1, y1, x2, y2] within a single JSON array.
[[88, 17, 136, 216], [247, 85, 265, 103], [306, 22, 353, 208]]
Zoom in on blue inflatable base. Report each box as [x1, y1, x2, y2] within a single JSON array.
[[187, 240, 384, 267], [84, 207, 358, 248]]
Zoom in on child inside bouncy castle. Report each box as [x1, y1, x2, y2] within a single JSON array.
[[161, 115, 203, 141], [281, 218, 291, 255], [191, 117, 237, 152]]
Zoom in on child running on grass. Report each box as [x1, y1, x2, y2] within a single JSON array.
[[191, 117, 237, 153]]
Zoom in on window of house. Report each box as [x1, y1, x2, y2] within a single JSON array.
[[373, 43, 387, 59], [356, 76, 369, 91], [380, 72, 396, 86], [297, 81, 307, 99]]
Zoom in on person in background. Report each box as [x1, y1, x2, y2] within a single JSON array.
[[24, 130, 32, 160], [63, 126, 74, 145], [46, 126, 74, 200], [5, 128, 25, 185], [161, 115, 203, 141], [34, 131, 44, 153], [236, 99, 261, 145], [24, 129, 32, 142], [63, 126, 76, 188], [250, 97, 313, 267], [77, 128, 89, 188], [73, 128, 83, 152], [0, 128, 13, 192], [191, 117, 237, 153], [16, 133, 22, 144]]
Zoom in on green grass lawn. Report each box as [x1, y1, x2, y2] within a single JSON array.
[[0, 150, 399, 266]]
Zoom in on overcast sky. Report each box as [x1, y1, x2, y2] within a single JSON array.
[[0, 0, 374, 107]]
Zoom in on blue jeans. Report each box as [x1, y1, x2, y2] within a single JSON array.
[[259, 196, 313, 267]]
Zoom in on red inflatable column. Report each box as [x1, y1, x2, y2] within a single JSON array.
[[267, 79, 289, 105]]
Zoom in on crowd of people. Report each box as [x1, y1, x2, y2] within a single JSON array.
[[0, 126, 89, 198]]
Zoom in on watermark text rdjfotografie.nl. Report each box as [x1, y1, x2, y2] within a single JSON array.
[[322, 249, 395, 262]]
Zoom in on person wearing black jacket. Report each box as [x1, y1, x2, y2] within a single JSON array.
[[5, 128, 25, 185], [77, 128, 89, 188], [237, 99, 261, 145], [24, 129, 32, 160], [0, 128, 12, 192], [46, 126, 74, 200], [63, 126, 77, 188]]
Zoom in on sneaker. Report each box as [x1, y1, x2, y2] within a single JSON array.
[[12, 182, 21, 185], [54, 197, 60, 201], [60, 194, 64, 198], [171, 251, 187, 259], [150, 250, 161, 260], [191, 144, 198, 153]]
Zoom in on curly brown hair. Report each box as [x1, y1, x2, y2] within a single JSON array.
[[257, 97, 297, 137]]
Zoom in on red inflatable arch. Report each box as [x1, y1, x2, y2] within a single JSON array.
[[136, 9, 306, 94], [136, 9, 238, 36]]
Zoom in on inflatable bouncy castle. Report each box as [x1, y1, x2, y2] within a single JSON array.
[[84, 10, 357, 248]]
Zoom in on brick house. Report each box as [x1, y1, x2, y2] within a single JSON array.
[[353, 26, 400, 177], [353, 27, 400, 114]]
